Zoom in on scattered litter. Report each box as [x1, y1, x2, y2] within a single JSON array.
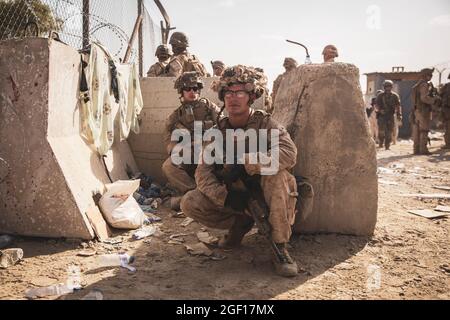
[[196, 232, 219, 245], [140, 205, 157, 214], [95, 253, 136, 272], [210, 252, 227, 261], [410, 173, 442, 179], [0, 248, 23, 269], [170, 233, 191, 240], [77, 250, 97, 257], [144, 198, 163, 209], [132, 226, 157, 240], [377, 167, 395, 175], [143, 213, 162, 223], [390, 163, 405, 170], [433, 186, 450, 191], [81, 289, 104, 300], [25, 283, 74, 299], [168, 239, 185, 245], [185, 243, 213, 257], [399, 194, 450, 199], [379, 179, 399, 186], [102, 237, 123, 245], [172, 211, 186, 218], [408, 209, 450, 219], [245, 228, 259, 238], [435, 206, 450, 213], [0, 235, 14, 250], [181, 217, 194, 227]]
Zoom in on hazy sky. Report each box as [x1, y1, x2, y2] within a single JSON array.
[[145, 0, 450, 91]]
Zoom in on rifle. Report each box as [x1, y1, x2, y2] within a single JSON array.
[[220, 164, 285, 263]]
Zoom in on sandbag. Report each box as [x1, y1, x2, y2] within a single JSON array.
[[99, 180, 145, 229]]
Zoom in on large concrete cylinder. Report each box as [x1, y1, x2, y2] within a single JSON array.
[[272, 63, 378, 236]]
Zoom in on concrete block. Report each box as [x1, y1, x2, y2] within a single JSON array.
[[272, 63, 378, 236]]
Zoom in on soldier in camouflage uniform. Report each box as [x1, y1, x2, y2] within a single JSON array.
[[180, 65, 299, 277], [411, 68, 440, 155], [271, 58, 298, 105], [211, 60, 226, 77], [147, 45, 171, 77], [439, 74, 450, 149], [254, 67, 273, 113], [375, 80, 402, 150], [164, 32, 209, 78], [162, 72, 221, 209], [322, 44, 339, 63]]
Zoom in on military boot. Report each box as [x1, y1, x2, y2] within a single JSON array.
[[272, 243, 298, 278], [419, 132, 431, 155], [218, 214, 254, 249]]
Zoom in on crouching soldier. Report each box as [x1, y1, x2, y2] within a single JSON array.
[[163, 72, 221, 209], [180, 65, 299, 277]]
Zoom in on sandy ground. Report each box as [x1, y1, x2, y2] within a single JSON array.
[[1, 136, 449, 300]]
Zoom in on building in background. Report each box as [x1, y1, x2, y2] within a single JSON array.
[[364, 67, 422, 138]]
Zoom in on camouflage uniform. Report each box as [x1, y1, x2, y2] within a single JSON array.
[[180, 110, 298, 243], [440, 77, 450, 148], [180, 65, 299, 277], [411, 69, 439, 154], [255, 68, 273, 113], [164, 32, 209, 78], [271, 58, 298, 106], [163, 72, 221, 193], [147, 45, 171, 77], [375, 84, 401, 149]]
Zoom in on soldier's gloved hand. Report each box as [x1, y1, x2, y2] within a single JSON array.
[[224, 190, 250, 211]]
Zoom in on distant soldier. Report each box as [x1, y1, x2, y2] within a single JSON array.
[[164, 32, 209, 78], [147, 45, 171, 77], [162, 72, 221, 209], [271, 58, 298, 105], [375, 80, 402, 150], [255, 67, 273, 113], [439, 73, 450, 149], [411, 68, 440, 155], [322, 44, 339, 63], [211, 60, 226, 77]]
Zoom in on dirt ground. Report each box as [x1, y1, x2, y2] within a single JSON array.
[[1, 135, 449, 300]]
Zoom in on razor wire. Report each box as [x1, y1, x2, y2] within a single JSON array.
[[0, 0, 162, 67]]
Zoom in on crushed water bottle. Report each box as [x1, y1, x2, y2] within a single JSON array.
[[96, 253, 136, 272], [25, 283, 73, 299]]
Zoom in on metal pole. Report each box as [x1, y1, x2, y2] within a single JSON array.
[[82, 0, 90, 49], [138, 0, 143, 77]]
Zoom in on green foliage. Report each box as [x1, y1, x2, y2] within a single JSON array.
[[0, 0, 60, 39]]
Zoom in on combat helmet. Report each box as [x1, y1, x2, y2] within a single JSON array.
[[174, 71, 204, 94]]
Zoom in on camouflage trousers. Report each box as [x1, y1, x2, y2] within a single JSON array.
[[377, 115, 395, 148], [162, 159, 197, 194], [412, 109, 431, 154], [180, 170, 298, 244]]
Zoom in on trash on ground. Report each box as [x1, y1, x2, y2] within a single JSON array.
[[181, 217, 194, 227], [432, 186, 450, 191], [81, 289, 104, 300], [25, 283, 74, 299], [399, 193, 450, 199], [435, 205, 450, 213], [196, 232, 219, 245], [408, 209, 450, 219], [132, 226, 157, 240], [185, 243, 213, 256], [210, 252, 227, 261], [77, 250, 97, 257], [0, 235, 14, 250], [377, 167, 396, 175], [172, 211, 186, 218], [390, 163, 405, 170], [245, 228, 259, 238], [0, 248, 23, 269], [379, 179, 399, 186], [95, 253, 136, 272], [143, 213, 162, 224], [168, 239, 185, 245]]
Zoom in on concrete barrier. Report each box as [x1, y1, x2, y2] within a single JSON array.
[[0, 38, 138, 239], [273, 63, 378, 236]]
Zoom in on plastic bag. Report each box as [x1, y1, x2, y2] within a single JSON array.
[[99, 180, 145, 229]]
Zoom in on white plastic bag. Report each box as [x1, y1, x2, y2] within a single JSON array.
[[99, 180, 145, 229]]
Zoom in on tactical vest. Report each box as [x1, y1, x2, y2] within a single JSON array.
[[183, 54, 208, 76], [176, 98, 216, 133], [412, 80, 431, 112]]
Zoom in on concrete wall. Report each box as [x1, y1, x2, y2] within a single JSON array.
[[129, 77, 264, 183], [0, 38, 138, 239], [273, 63, 378, 236]]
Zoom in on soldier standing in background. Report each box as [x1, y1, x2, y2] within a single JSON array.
[[271, 58, 298, 105], [439, 73, 450, 149], [146, 45, 171, 77], [211, 60, 226, 77]]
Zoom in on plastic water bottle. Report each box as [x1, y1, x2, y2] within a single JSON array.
[[25, 283, 73, 299], [96, 253, 136, 272]]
